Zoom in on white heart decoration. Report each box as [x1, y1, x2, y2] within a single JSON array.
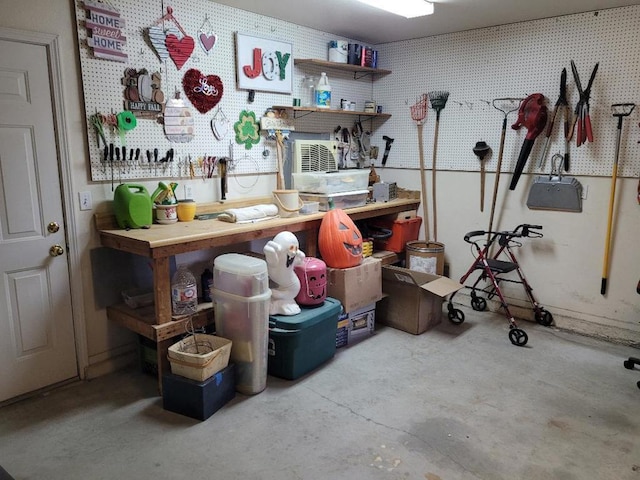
[[199, 32, 217, 54], [212, 116, 229, 140], [146, 25, 179, 62]]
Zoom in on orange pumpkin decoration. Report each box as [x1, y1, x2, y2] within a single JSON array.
[[318, 205, 363, 268]]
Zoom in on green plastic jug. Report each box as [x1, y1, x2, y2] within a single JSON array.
[[113, 184, 152, 229]]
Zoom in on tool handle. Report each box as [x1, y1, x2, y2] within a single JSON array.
[[576, 115, 583, 146], [509, 138, 534, 190], [601, 160, 619, 296]]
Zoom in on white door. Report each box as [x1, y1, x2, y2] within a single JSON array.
[[0, 37, 78, 402]]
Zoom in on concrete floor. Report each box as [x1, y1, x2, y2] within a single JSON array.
[[1, 309, 639, 480]]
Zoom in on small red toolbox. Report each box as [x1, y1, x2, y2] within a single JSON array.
[[372, 216, 422, 253]]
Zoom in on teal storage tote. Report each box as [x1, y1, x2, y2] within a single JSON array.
[[268, 297, 341, 380]]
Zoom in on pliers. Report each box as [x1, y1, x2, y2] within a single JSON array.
[[538, 68, 571, 170], [570, 60, 599, 147]]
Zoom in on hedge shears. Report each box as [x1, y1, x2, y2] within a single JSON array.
[[569, 60, 599, 147], [538, 68, 571, 171]]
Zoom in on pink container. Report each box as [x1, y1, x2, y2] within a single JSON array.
[[294, 257, 327, 306]]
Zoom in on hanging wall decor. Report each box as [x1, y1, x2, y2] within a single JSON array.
[[234, 110, 261, 149], [198, 15, 218, 55], [145, 25, 179, 62], [123, 69, 165, 118], [146, 7, 194, 70], [235, 33, 293, 94], [164, 92, 194, 143], [182, 68, 224, 114], [84, 0, 128, 62]]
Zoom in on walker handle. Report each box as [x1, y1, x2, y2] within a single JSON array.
[[464, 230, 487, 243]]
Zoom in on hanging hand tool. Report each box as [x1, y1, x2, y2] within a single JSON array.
[[569, 61, 599, 147], [381, 135, 394, 166], [509, 93, 548, 190], [218, 157, 228, 200], [488, 98, 522, 241], [538, 68, 571, 170], [601, 103, 635, 296], [428, 90, 450, 241], [473, 141, 491, 212], [109, 143, 114, 191], [154, 148, 158, 176]]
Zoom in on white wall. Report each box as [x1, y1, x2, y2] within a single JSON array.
[[1, 1, 636, 379], [370, 7, 640, 344]]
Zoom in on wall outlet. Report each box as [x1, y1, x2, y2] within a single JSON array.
[[184, 184, 194, 200], [79, 191, 92, 211], [581, 184, 588, 200]]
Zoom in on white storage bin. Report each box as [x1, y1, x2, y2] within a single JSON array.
[[213, 253, 269, 297], [292, 170, 369, 194], [299, 190, 369, 211]]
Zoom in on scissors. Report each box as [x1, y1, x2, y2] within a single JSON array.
[[569, 60, 599, 147]]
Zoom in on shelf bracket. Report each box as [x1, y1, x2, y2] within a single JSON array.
[[353, 72, 373, 80], [292, 110, 313, 120]]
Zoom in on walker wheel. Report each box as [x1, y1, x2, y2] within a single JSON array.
[[535, 309, 553, 326], [508, 328, 528, 346], [448, 309, 465, 325], [624, 359, 635, 369], [471, 296, 487, 311]]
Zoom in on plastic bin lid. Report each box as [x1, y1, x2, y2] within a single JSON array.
[[269, 297, 341, 331], [214, 253, 268, 275]]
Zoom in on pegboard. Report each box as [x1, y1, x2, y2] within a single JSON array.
[[74, 0, 375, 183], [373, 6, 640, 178]]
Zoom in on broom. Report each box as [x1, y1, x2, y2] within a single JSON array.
[[410, 94, 430, 242], [428, 91, 450, 241]]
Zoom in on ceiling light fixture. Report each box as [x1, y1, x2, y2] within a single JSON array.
[[356, 0, 434, 18]]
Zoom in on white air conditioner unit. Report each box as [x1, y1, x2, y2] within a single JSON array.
[[293, 140, 338, 173]]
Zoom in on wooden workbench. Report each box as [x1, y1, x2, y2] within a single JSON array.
[[98, 196, 420, 391]]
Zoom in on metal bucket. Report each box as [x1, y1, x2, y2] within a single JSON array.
[[405, 241, 445, 276]]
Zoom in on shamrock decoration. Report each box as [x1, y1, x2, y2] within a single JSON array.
[[234, 110, 260, 150]]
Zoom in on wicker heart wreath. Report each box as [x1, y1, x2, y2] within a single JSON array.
[[182, 68, 224, 114]]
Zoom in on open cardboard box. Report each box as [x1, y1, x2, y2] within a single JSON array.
[[377, 265, 463, 335]]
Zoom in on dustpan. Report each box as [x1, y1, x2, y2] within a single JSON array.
[[527, 154, 582, 212]]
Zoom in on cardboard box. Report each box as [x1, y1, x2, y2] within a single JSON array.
[[336, 318, 349, 348], [327, 257, 382, 313], [377, 265, 463, 335]]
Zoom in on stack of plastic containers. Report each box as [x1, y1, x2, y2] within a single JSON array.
[[212, 254, 271, 395]]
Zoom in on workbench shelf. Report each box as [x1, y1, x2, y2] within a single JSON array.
[[272, 105, 391, 121]]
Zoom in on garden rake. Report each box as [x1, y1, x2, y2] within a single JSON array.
[[428, 90, 450, 241], [411, 94, 430, 242]]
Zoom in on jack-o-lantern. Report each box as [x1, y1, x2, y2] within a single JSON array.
[[294, 257, 327, 306], [318, 206, 363, 268]]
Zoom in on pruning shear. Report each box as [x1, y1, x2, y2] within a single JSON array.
[[538, 68, 571, 170], [569, 60, 599, 147]]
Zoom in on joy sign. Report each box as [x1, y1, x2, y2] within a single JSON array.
[[235, 33, 293, 94]]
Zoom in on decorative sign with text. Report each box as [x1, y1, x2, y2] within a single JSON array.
[[235, 33, 292, 94], [84, 1, 128, 62]]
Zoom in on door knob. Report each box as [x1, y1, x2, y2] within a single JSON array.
[[49, 245, 64, 257], [47, 222, 60, 233]]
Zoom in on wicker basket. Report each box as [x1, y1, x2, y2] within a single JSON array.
[[168, 334, 232, 382]]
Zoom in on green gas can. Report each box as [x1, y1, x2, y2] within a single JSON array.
[[113, 184, 152, 229]]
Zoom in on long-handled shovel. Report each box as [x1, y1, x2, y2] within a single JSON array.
[[601, 103, 635, 295], [411, 94, 430, 242], [488, 98, 523, 241], [428, 91, 450, 241]]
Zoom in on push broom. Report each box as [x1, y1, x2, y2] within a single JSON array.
[[428, 90, 450, 241], [410, 94, 430, 242]]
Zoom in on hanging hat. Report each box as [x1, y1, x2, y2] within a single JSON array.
[[473, 141, 491, 159]]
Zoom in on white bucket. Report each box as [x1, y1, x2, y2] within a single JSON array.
[[273, 190, 303, 218]]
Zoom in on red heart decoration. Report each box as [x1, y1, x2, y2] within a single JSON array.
[[182, 69, 224, 114], [165, 34, 194, 70]]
